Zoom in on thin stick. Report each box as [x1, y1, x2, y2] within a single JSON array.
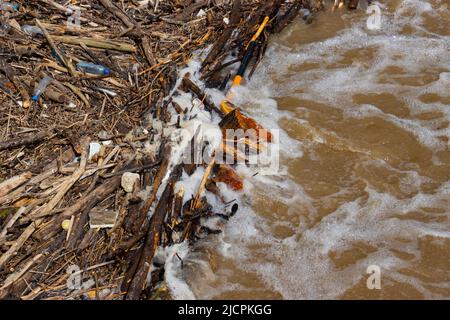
[[0, 172, 32, 197], [35, 142, 88, 217], [35, 19, 77, 77], [51, 36, 137, 53], [192, 154, 215, 210], [0, 219, 43, 269], [64, 82, 91, 108], [0, 207, 27, 239], [0, 253, 44, 291]]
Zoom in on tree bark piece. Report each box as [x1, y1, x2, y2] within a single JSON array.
[[51, 36, 137, 52], [34, 142, 89, 218], [172, 0, 208, 22], [201, 0, 242, 73], [219, 108, 272, 142], [0, 207, 27, 239], [0, 218, 43, 269], [272, 1, 304, 34], [211, 164, 243, 191], [62, 176, 121, 218], [0, 131, 51, 151], [0, 172, 32, 197], [98, 0, 142, 37], [123, 165, 182, 299], [141, 36, 157, 66]]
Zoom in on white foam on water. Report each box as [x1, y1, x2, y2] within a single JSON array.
[[219, 180, 450, 299], [157, 243, 196, 300], [252, 2, 450, 153], [184, 0, 450, 299]]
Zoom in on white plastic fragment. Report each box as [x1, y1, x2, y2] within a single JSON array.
[[197, 9, 206, 17], [88, 142, 101, 160]]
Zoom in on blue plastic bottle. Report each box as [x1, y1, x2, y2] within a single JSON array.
[[32, 76, 52, 101], [22, 25, 43, 36], [0, 2, 19, 12], [76, 62, 110, 76]]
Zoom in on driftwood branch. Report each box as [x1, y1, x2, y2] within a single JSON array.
[[98, 0, 142, 37], [0, 131, 52, 151], [123, 165, 182, 299], [0, 172, 32, 197], [181, 74, 224, 117], [51, 36, 137, 52]]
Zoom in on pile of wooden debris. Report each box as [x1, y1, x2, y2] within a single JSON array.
[[0, 0, 325, 299]]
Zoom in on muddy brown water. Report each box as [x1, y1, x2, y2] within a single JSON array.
[[179, 1, 450, 299]]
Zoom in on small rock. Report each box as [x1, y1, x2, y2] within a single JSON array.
[[121, 172, 140, 193]]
